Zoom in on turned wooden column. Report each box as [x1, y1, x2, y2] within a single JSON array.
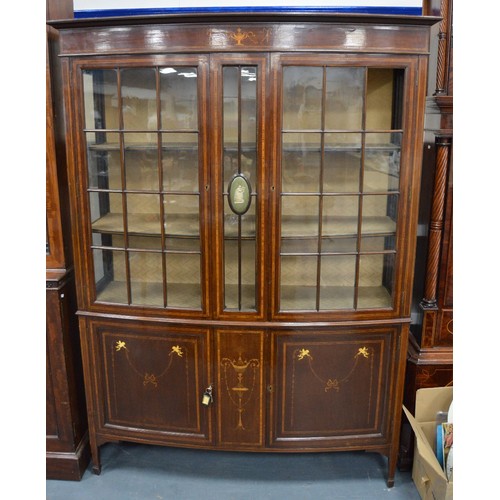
[[425, 0, 453, 96], [421, 134, 452, 309]]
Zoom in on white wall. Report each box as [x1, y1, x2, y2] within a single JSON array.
[[73, 1, 423, 14]]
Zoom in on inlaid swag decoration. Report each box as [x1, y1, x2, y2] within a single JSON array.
[[115, 340, 185, 387], [294, 346, 372, 393]]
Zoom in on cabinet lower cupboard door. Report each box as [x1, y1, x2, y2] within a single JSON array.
[[87, 320, 212, 446], [271, 327, 396, 448]]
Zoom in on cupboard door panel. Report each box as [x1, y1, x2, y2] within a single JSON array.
[[91, 321, 211, 444], [271, 327, 396, 448], [216, 329, 265, 447]]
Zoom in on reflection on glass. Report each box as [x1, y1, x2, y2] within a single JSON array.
[[121, 68, 157, 132], [160, 67, 198, 130], [282, 134, 321, 193], [325, 67, 364, 130], [364, 133, 401, 193], [83, 69, 119, 131], [283, 67, 323, 130]]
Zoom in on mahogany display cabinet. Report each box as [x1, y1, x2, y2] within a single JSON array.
[[49, 12, 438, 487]]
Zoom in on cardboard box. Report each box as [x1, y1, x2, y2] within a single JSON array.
[[403, 386, 453, 500]]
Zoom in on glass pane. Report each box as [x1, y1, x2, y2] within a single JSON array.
[[361, 194, 398, 236], [223, 67, 239, 147], [160, 67, 198, 130], [241, 67, 257, 144], [358, 253, 395, 309], [360, 234, 396, 252], [126, 194, 161, 242], [366, 68, 395, 130], [323, 133, 362, 193], [322, 195, 359, 237], [325, 67, 364, 130], [164, 194, 200, 237], [83, 69, 119, 131], [282, 66, 323, 130], [364, 133, 401, 192], [224, 151, 258, 191], [166, 253, 201, 309], [223, 66, 258, 184], [129, 251, 163, 306], [124, 135, 159, 191], [224, 240, 256, 310], [86, 132, 121, 190], [121, 68, 157, 132], [281, 196, 319, 237], [162, 133, 199, 192], [165, 237, 200, 253], [319, 255, 356, 310], [281, 238, 318, 255], [322, 236, 358, 254], [93, 249, 127, 303], [224, 197, 256, 238], [282, 133, 321, 193], [92, 232, 125, 251], [280, 255, 317, 310], [90, 191, 122, 230]]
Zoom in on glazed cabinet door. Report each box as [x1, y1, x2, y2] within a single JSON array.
[[84, 319, 212, 446], [271, 54, 421, 320], [270, 326, 399, 449], [210, 54, 268, 320], [71, 56, 211, 317]]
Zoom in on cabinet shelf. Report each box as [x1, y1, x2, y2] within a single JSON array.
[[92, 212, 200, 237], [88, 141, 400, 154], [88, 142, 198, 152], [96, 280, 201, 309], [280, 285, 392, 310], [92, 212, 395, 240], [281, 215, 396, 238]]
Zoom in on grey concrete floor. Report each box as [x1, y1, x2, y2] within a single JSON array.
[[46, 442, 420, 499]]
